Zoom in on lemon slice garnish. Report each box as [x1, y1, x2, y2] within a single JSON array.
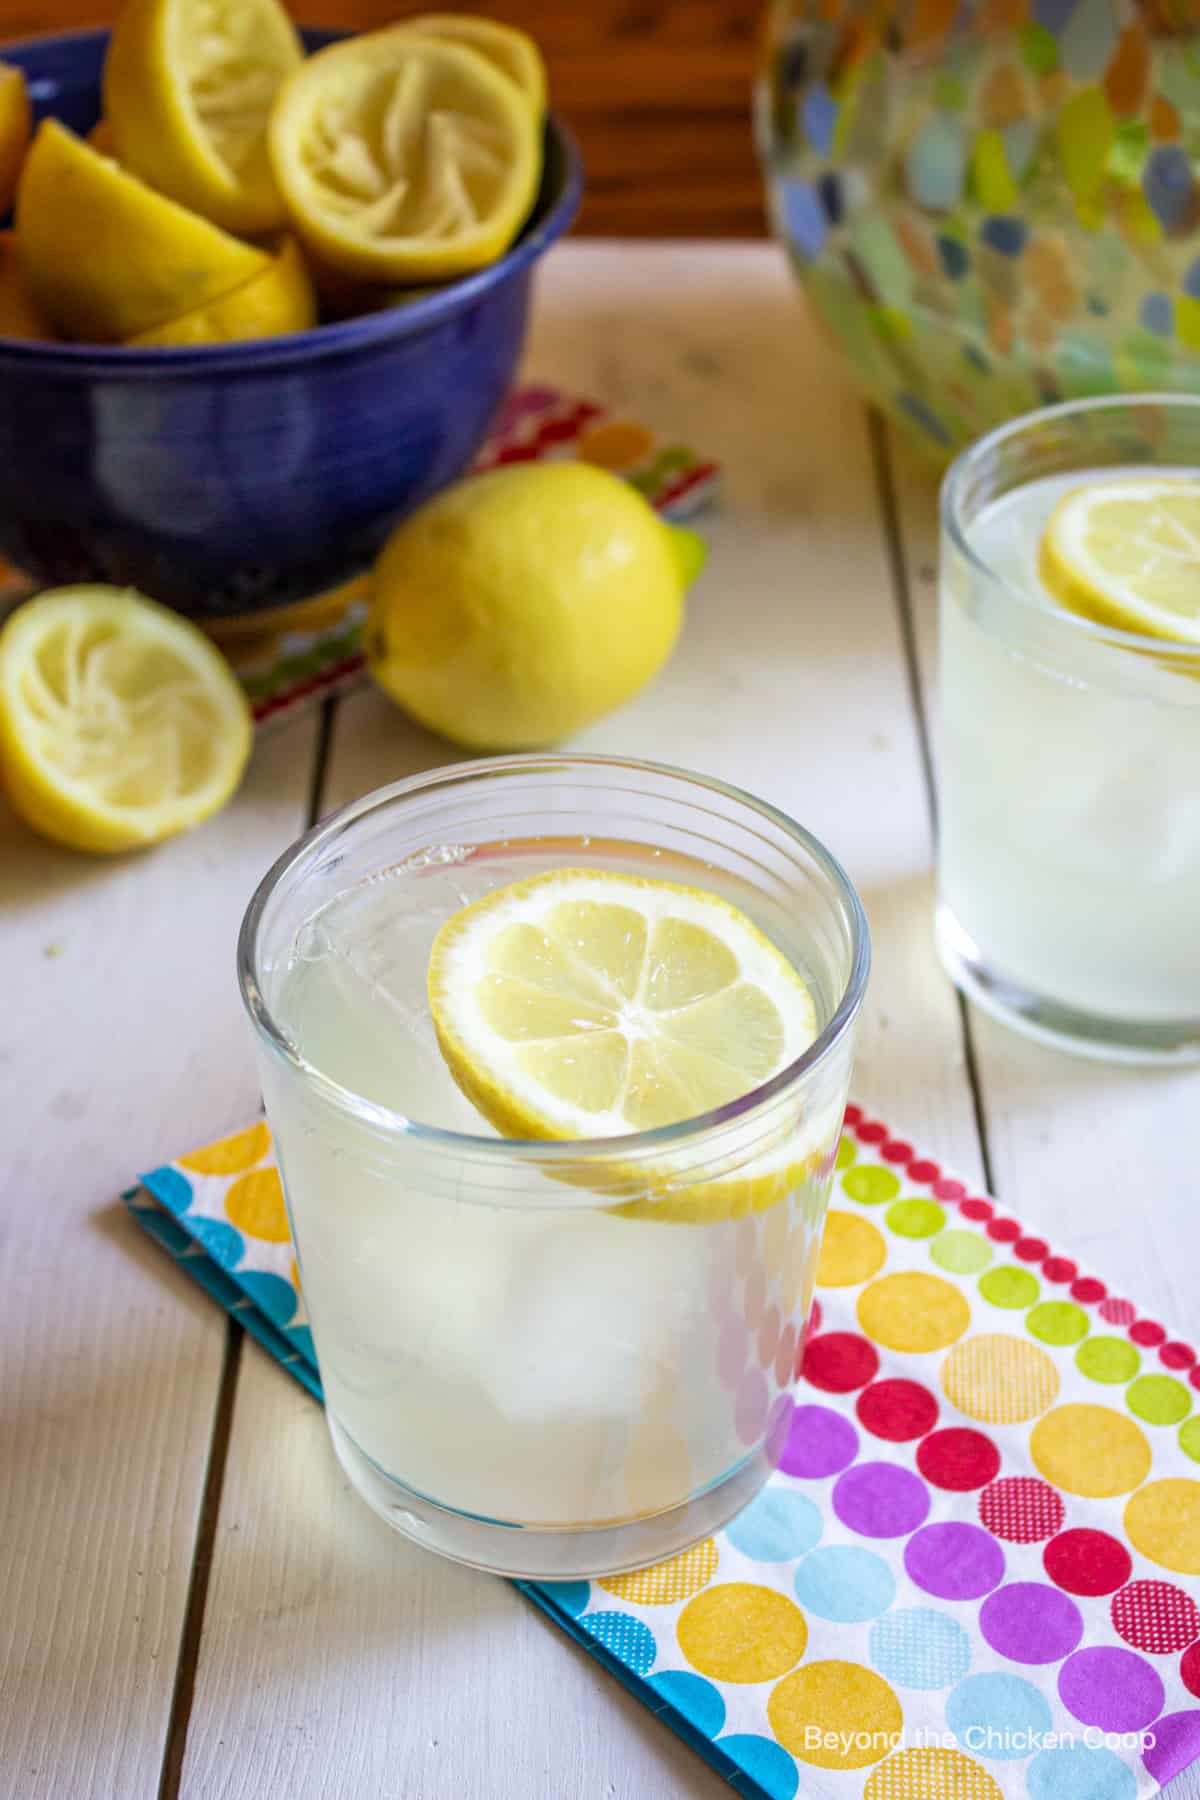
[[124, 235, 316, 346], [15, 119, 270, 342], [0, 587, 252, 853], [1040, 477, 1200, 646], [268, 29, 541, 283], [428, 869, 822, 1219], [104, 0, 302, 234], [407, 15, 546, 113]]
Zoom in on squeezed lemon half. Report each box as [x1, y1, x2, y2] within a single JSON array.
[[1040, 477, 1200, 646], [428, 868, 822, 1219], [407, 15, 547, 112], [0, 587, 252, 853]]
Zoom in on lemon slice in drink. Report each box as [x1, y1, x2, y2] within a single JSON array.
[[0, 587, 252, 854], [1040, 477, 1200, 646], [268, 30, 541, 283], [16, 120, 270, 341], [428, 869, 821, 1219], [104, 0, 302, 234], [407, 15, 547, 112]]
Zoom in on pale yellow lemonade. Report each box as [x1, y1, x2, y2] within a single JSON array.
[[940, 467, 1200, 1027], [265, 841, 840, 1531]]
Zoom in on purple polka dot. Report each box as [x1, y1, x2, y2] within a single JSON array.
[[718, 1315, 747, 1390], [736, 1366, 769, 1444], [905, 1522, 1005, 1600], [778, 1404, 859, 1479], [765, 1394, 794, 1468], [833, 1461, 930, 1538], [1144, 1711, 1200, 1786], [1058, 1647, 1164, 1733], [981, 1583, 1083, 1665]]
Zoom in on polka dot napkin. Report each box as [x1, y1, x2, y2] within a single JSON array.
[[127, 1108, 1200, 1800]]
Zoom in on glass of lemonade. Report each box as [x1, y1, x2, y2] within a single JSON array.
[[239, 755, 868, 1578], [938, 395, 1200, 1062]]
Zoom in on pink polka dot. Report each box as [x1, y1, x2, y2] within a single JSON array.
[[707, 1256, 736, 1316], [1131, 1319, 1166, 1347], [905, 1521, 1005, 1599], [809, 1298, 823, 1336], [743, 1265, 767, 1331], [856, 1379, 938, 1442], [718, 1315, 747, 1390], [774, 1321, 797, 1389], [736, 1366, 769, 1444], [1058, 1646, 1164, 1733], [981, 1582, 1083, 1664], [778, 1402, 859, 1478], [765, 1392, 795, 1466], [803, 1331, 880, 1394], [881, 1139, 913, 1164], [1044, 1529, 1132, 1597], [857, 1121, 887, 1144], [908, 1159, 939, 1184], [1181, 1642, 1200, 1699], [1144, 1711, 1200, 1786], [933, 1178, 966, 1202], [987, 1218, 1021, 1244], [960, 1198, 993, 1222], [833, 1461, 930, 1537], [1191, 1368, 1200, 1393], [843, 1103, 862, 1127], [1112, 1580, 1200, 1655], [979, 1477, 1065, 1544], [1071, 1277, 1106, 1304], [1162, 1342, 1197, 1371], [917, 1428, 1000, 1491], [758, 1304, 781, 1369], [1043, 1256, 1077, 1283], [1015, 1236, 1049, 1263], [1101, 1297, 1136, 1325]]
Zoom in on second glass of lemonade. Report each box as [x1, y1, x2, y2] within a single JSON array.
[[239, 755, 868, 1577], [938, 395, 1200, 1062]]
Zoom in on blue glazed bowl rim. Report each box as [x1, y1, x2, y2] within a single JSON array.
[[0, 25, 582, 375]]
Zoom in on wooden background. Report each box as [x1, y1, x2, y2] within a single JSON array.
[[0, 0, 768, 235]]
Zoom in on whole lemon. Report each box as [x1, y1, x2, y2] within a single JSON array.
[[367, 463, 704, 750]]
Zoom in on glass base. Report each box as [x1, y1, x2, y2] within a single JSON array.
[[936, 904, 1200, 1066], [328, 1413, 773, 1579]]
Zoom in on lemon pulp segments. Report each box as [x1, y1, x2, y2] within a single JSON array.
[[428, 869, 821, 1217], [0, 587, 252, 853], [104, 0, 302, 234], [268, 29, 541, 282], [1040, 477, 1200, 645]]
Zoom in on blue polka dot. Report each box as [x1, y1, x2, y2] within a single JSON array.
[[801, 83, 836, 156], [778, 179, 826, 260], [237, 1270, 297, 1326], [189, 1216, 245, 1270], [946, 1672, 1053, 1760], [648, 1671, 725, 1737], [286, 1324, 316, 1369], [726, 1487, 822, 1563], [1027, 1745, 1137, 1800], [1143, 146, 1194, 231], [141, 1210, 192, 1256], [718, 1734, 799, 1800], [980, 215, 1028, 257], [817, 172, 843, 227], [938, 235, 968, 280], [1185, 257, 1200, 301], [584, 1611, 656, 1677], [541, 1581, 590, 1619], [898, 391, 953, 448], [869, 1608, 970, 1690], [1140, 293, 1174, 337], [145, 1166, 193, 1216], [794, 1546, 895, 1622]]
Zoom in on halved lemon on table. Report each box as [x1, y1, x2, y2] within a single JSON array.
[[1040, 477, 1200, 646], [268, 28, 542, 283], [428, 869, 822, 1219], [0, 587, 252, 853], [104, 0, 302, 234]]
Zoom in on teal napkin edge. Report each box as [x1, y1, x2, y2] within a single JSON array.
[[122, 1178, 782, 1800]]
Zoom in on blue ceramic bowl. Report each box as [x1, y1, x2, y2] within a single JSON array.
[[0, 28, 582, 619]]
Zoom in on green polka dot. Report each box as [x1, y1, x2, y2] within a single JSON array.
[[841, 1166, 900, 1206], [1127, 1374, 1191, 1426], [1076, 1336, 1141, 1384], [1180, 1416, 1200, 1464], [979, 1265, 1040, 1309], [885, 1198, 946, 1239], [836, 1134, 857, 1170], [931, 1230, 992, 1275], [1027, 1301, 1089, 1346]]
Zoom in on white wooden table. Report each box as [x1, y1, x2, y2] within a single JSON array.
[[5, 242, 1198, 1800]]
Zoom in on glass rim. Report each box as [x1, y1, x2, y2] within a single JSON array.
[[939, 391, 1200, 664], [237, 751, 871, 1164]]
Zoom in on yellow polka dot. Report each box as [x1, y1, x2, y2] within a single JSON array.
[[857, 1273, 970, 1354], [179, 1121, 271, 1176], [1031, 1404, 1151, 1498], [817, 1211, 887, 1287], [678, 1583, 807, 1684], [763, 1197, 791, 1279], [769, 1661, 902, 1769], [225, 1166, 289, 1242], [602, 1538, 718, 1605], [942, 1333, 1060, 1424], [866, 1747, 1003, 1799], [1125, 1479, 1200, 1574]]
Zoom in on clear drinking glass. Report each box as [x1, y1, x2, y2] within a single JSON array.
[[937, 395, 1200, 1062], [238, 754, 868, 1577]]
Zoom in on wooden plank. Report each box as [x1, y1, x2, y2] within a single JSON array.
[[180, 243, 986, 1797], [0, 715, 318, 1798]]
